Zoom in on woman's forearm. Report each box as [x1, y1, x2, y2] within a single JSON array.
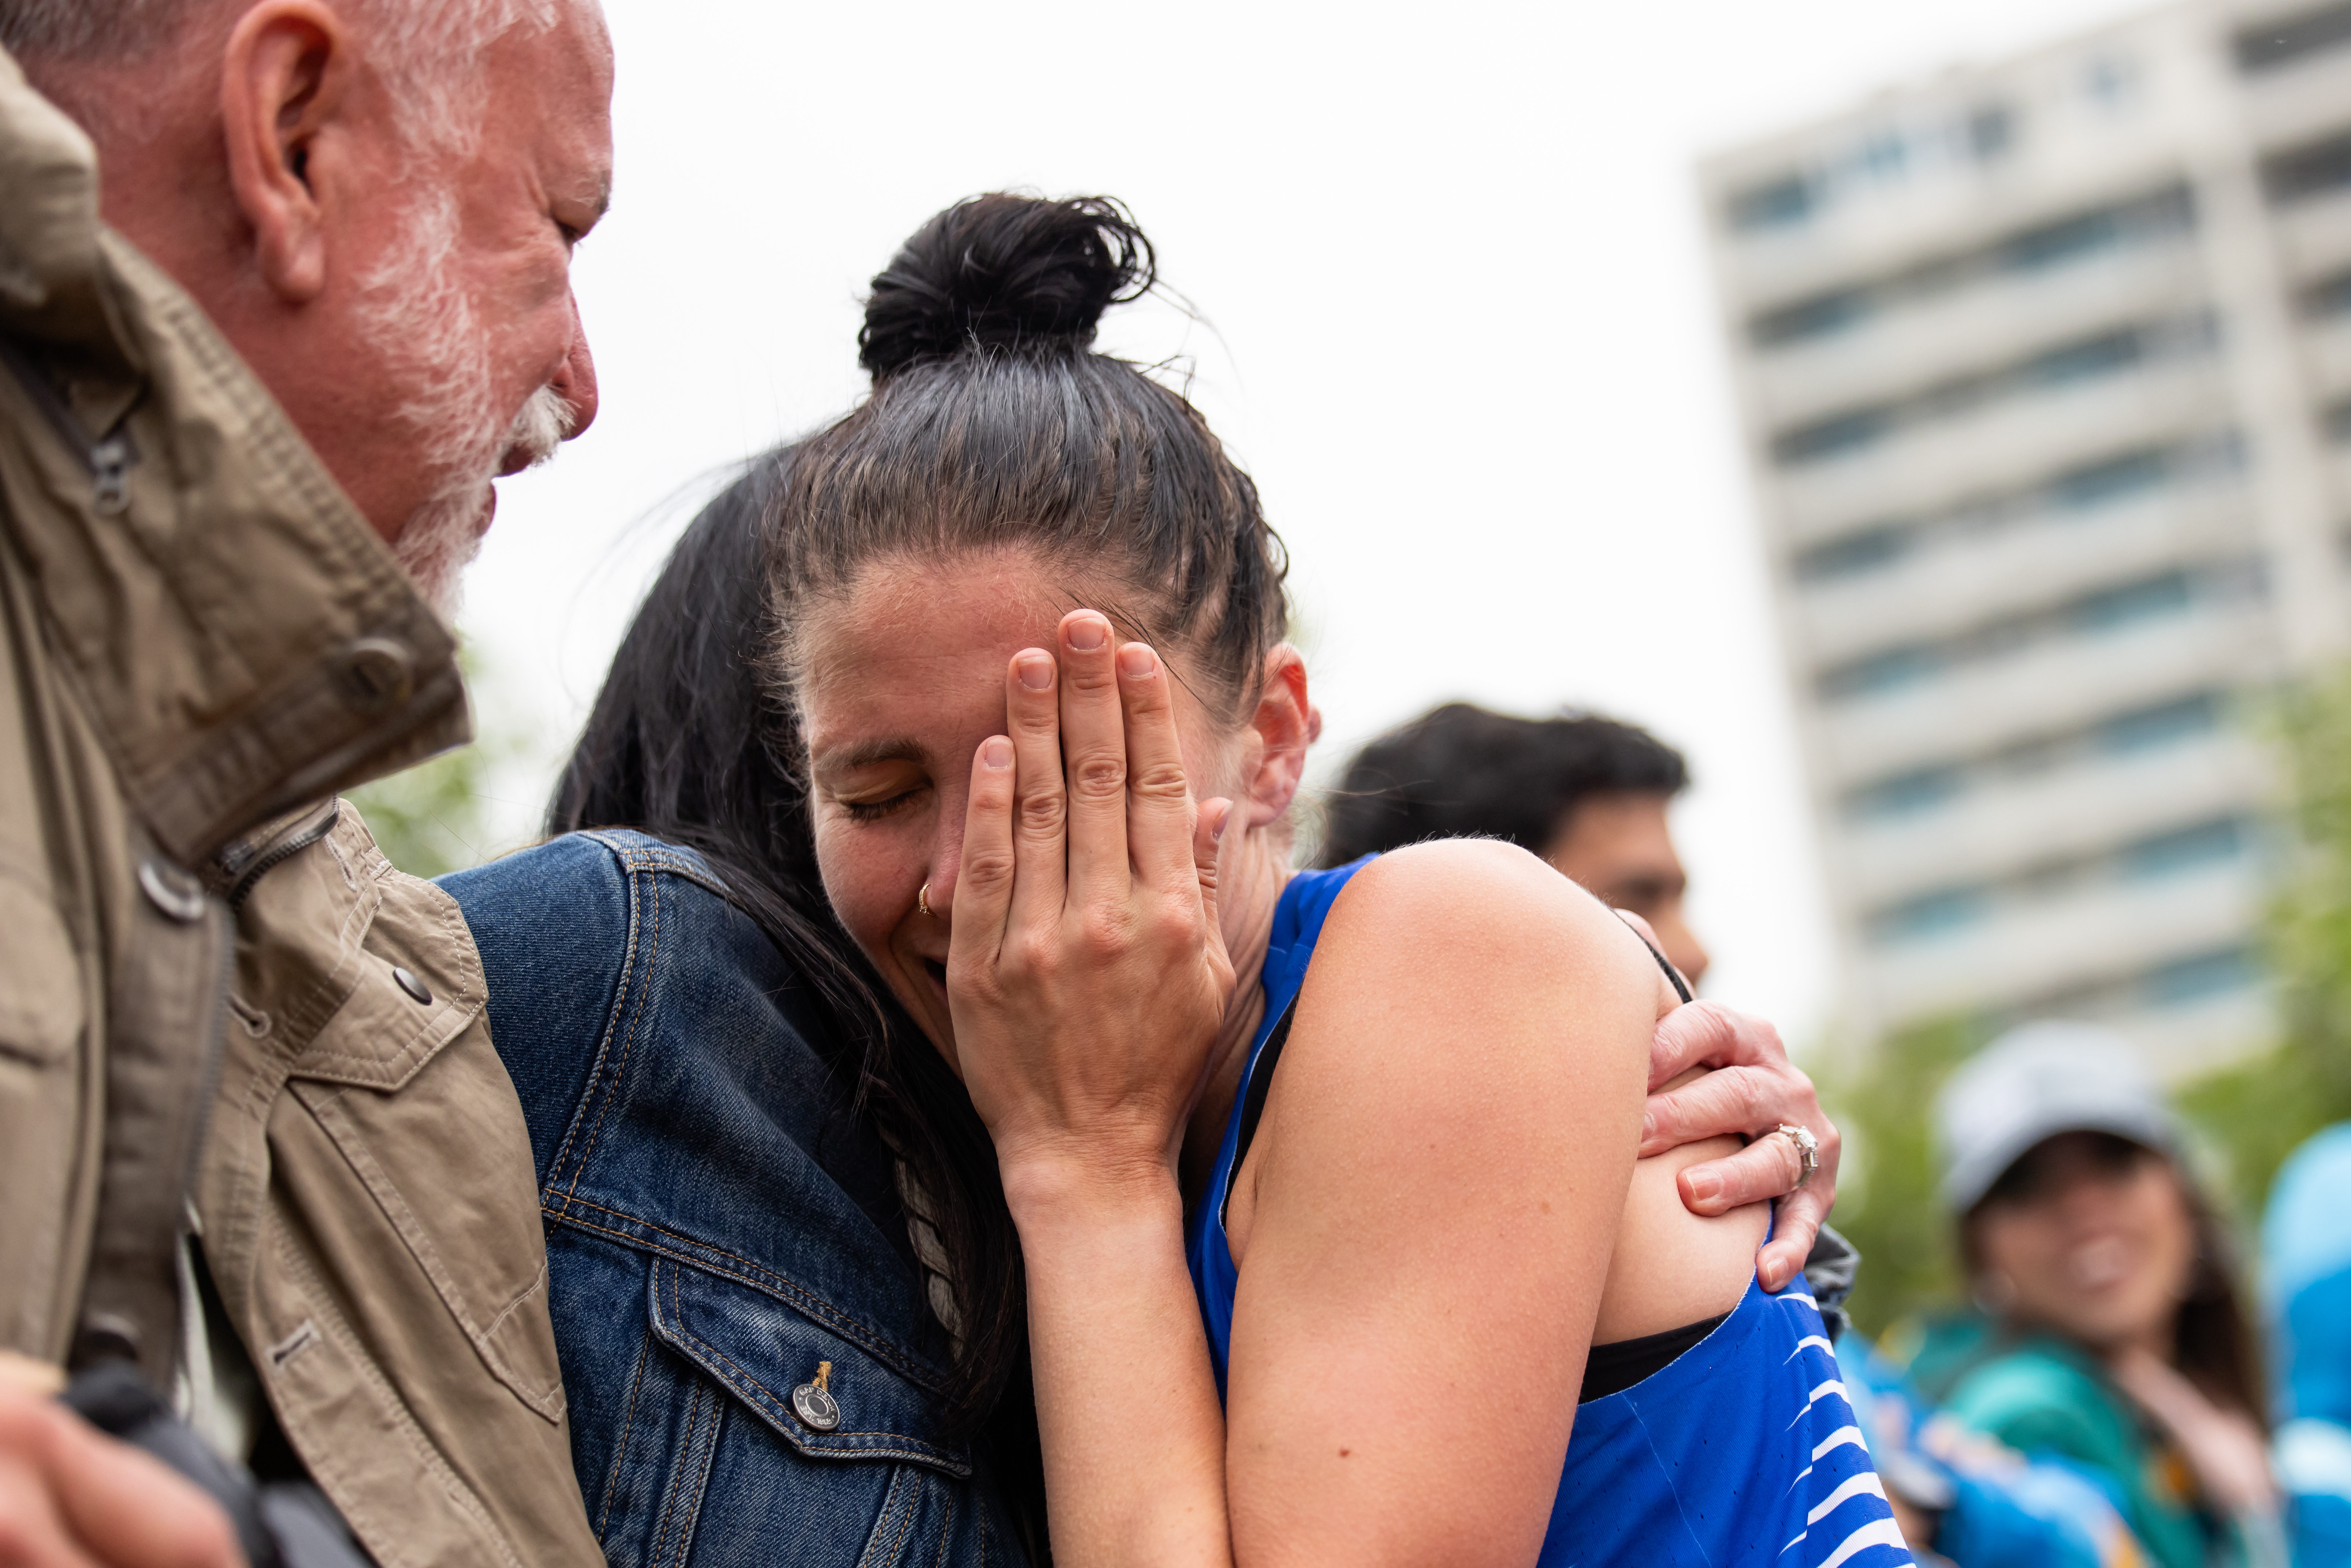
[[1004, 1159, 1236, 1568]]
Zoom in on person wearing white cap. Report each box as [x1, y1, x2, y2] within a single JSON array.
[[1912, 1021, 2285, 1568]]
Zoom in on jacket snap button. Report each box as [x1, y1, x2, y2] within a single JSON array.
[[391, 966, 432, 1005], [337, 637, 415, 715], [136, 858, 207, 924], [791, 1361, 841, 1431]]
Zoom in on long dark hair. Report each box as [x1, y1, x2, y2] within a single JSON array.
[[546, 455, 1048, 1532], [1960, 1135, 2268, 1426]]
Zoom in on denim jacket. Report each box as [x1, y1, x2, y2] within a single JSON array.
[[443, 831, 1026, 1567]]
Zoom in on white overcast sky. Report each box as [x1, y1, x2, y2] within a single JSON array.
[[463, 0, 2153, 1052]]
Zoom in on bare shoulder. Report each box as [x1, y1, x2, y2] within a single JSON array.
[[1225, 841, 1662, 1258], [1315, 838, 1665, 1015]]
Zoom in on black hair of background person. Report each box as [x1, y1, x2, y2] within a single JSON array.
[[1318, 702, 1692, 868], [546, 455, 1050, 1542]]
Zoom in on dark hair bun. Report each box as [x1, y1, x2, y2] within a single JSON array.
[[858, 194, 1156, 380]]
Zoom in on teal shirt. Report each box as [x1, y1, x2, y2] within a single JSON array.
[[1942, 1336, 2211, 1568]]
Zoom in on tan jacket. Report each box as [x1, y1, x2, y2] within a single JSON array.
[[0, 49, 601, 1568]]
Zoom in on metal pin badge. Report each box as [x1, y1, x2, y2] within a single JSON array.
[[791, 1360, 841, 1432]]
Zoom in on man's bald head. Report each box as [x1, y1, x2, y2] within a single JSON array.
[[6, 0, 611, 612]]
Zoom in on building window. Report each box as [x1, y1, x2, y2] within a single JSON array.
[[2083, 55, 2139, 108], [1794, 436, 2230, 587], [1745, 186, 2191, 353], [1839, 690, 2228, 828], [1730, 174, 1814, 233], [2143, 946, 2258, 1005], [1871, 888, 1989, 946], [2116, 816, 2246, 880], [2263, 128, 2351, 206], [2047, 448, 2170, 510], [1774, 316, 2205, 472], [2096, 692, 2222, 752], [1817, 564, 2242, 705], [2235, 0, 2351, 72], [1846, 767, 1965, 823], [1968, 105, 2015, 161], [2069, 570, 2194, 633], [2308, 268, 2351, 319]]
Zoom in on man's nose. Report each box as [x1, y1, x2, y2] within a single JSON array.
[[551, 295, 598, 439]]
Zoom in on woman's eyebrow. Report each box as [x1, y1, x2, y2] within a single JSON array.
[[816, 737, 928, 773]]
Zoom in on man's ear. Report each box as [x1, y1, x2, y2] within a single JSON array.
[[220, 1, 350, 303], [1238, 645, 1316, 830]]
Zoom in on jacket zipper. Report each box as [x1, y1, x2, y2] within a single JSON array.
[[0, 334, 140, 513], [224, 801, 343, 911]]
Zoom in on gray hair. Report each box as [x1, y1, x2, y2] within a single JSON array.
[[0, 0, 573, 152]]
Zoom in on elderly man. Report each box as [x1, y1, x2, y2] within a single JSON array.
[[0, 0, 607, 1563]]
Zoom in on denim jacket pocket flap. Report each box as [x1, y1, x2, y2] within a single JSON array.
[[647, 1256, 971, 1478]]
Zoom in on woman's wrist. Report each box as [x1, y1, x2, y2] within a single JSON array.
[[998, 1139, 1185, 1234]]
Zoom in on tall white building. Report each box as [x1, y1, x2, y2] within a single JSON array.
[[1701, 0, 2351, 1074]]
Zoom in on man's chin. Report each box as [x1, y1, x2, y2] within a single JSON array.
[[392, 485, 495, 619]]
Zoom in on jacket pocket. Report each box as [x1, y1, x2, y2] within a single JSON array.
[[645, 1255, 970, 1478]]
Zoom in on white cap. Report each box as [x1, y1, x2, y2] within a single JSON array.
[[1935, 1021, 2181, 1214]]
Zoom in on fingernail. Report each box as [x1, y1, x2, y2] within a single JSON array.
[[1762, 1256, 1789, 1292], [1640, 1111, 1656, 1145], [1118, 644, 1156, 680], [1067, 616, 1108, 651], [1212, 802, 1232, 841], [1017, 653, 1054, 690], [981, 737, 1011, 769], [1685, 1170, 1722, 1206]]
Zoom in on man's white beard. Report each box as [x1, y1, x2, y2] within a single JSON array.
[[356, 190, 573, 619]]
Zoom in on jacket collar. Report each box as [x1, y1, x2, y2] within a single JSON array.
[[0, 47, 470, 867]]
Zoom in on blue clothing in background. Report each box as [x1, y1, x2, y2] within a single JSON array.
[[2264, 1122, 2351, 1565], [446, 832, 1023, 1568], [1837, 1333, 2144, 1568], [1185, 860, 1912, 1567]]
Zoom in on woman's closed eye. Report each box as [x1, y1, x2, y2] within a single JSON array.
[[835, 785, 929, 823]]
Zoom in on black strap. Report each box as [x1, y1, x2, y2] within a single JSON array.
[[1218, 994, 1299, 1230], [1578, 1311, 1730, 1401], [1619, 912, 1693, 1003]]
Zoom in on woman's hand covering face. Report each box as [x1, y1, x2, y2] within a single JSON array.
[[1641, 1001, 1842, 1292], [945, 610, 1236, 1181]]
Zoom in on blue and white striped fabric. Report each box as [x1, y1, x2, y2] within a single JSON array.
[[1544, 1273, 1912, 1566], [1187, 862, 1914, 1567]]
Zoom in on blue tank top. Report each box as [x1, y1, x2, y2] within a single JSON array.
[[1185, 860, 1915, 1568]]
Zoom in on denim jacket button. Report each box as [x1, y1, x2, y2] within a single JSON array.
[[791, 1361, 841, 1432]]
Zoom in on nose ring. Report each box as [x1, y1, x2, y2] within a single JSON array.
[[917, 882, 933, 919]]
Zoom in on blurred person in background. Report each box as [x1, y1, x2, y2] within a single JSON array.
[[2262, 1122, 2351, 1561], [0, 0, 607, 1563], [1909, 1024, 2284, 1568], [1319, 701, 1710, 985]]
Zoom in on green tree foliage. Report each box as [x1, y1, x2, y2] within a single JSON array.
[[1815, 1017, 1977, 1338], [2176, 668, 2351, 1219], [345, 742, 501, 880]]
